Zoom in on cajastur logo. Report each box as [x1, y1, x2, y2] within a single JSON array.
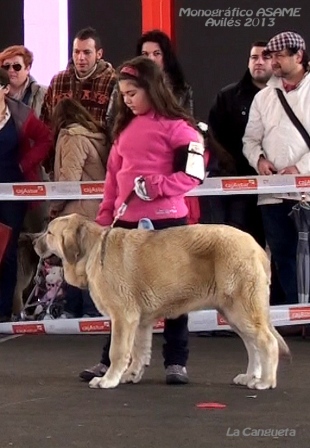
[[81, 183, 104, 195], [289, 306, 310, 321], [222, 178, 258, 191], [295, 176, 310, 188], [12, 323, 45, 334], [153, 319, 165, 330], [13, 185, 46, 196], [79, 320, 110, 332], [217, 313, 229, 326]]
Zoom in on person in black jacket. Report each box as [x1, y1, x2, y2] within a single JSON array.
[[202, 42, 285, 305], [202, 41, 273, 247]]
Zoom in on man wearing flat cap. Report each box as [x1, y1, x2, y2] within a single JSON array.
[[243, 31, 310, 305]]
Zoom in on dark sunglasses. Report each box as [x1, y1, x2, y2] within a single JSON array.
[[2, 63, 23, 72]]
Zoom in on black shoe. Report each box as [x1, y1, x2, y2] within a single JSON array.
[[0, 316, 11, 323], [79, 363, 108, 382]]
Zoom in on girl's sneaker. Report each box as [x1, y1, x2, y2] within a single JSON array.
[[79, 363, 109, 382], [165, 365, 189, 384]]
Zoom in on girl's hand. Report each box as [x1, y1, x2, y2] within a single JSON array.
[[134, 176, 153, 201]]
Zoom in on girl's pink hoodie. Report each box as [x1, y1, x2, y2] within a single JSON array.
[[96, 111, 207, 225]]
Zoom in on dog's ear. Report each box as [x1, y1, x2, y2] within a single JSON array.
[[61, 223, 86, 264]]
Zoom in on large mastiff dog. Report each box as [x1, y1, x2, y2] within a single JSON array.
[[35, 213, 290, 390]]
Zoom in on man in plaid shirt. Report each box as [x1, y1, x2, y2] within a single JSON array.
[[41, 27, 116, 132]]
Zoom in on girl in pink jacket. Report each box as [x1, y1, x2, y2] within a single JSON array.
[[80, 56, 207, 385]]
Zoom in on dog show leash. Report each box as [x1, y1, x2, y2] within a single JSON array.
[[110, 189, 137, 228], [100, 188, 137, 266], [100, 179, 152, 264]]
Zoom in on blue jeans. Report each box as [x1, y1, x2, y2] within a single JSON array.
[[261, 201, 298, 304], [0, 200, 27, 317]]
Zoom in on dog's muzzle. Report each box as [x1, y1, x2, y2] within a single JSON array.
[[34, 234, 53, 259]]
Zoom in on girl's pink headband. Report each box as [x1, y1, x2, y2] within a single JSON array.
[[120, 66, 139, 77]]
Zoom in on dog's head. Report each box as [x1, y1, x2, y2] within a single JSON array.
[[35, 213, 92, 263], [34, 214, 99, 288]]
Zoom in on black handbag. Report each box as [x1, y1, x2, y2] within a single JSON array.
[[275, 88, 310, 148]]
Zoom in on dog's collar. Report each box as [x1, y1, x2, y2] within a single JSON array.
[[100, 228, 112, 266]]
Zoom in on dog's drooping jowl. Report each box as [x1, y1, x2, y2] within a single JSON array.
[[35, 213, 290, 390]]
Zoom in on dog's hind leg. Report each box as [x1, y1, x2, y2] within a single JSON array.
[[120, 323, 153, 384], [226, 308, 279, 390], [245, 327, 279, 390], [89, 316, 140, 389], [232, 332, 262, 387]]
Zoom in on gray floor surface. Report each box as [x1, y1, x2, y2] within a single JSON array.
[[0, 332, 309, 448]]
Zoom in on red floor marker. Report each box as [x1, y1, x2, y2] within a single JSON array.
[[196, 402, 227, 409]]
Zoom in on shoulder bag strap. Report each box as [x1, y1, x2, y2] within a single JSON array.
[[275, 88, 310, 149]]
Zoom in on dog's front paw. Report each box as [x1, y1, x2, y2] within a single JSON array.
[[247, 377, 276, 390], [88, 375, 120, 389], [233, 373, 260, 387], [233, 373, 253, 386], [120, 366, 145, 384]]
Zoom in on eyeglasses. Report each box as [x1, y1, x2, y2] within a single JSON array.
[[2, 63, 23, 72]]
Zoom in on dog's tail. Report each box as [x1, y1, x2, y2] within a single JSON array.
[[270, 325, 292, 362]]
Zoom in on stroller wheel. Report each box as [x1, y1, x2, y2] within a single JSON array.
[[49, 302, 64, 319], [36, 312, 46, 321], [18, 311, 27, 321]]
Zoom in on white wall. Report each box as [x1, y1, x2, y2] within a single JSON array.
[[24, 0, 68, 86]]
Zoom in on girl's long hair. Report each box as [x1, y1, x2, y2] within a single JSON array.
[[113, 56, 196, 140], [51, 98, 102, 145]]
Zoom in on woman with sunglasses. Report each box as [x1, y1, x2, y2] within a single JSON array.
[[0, 68, 51, 322], [0, 46, 49, 232], [0, 45, 46, 118]]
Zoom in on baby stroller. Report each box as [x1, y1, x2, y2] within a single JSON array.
[[18, 255, 66, 321]]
